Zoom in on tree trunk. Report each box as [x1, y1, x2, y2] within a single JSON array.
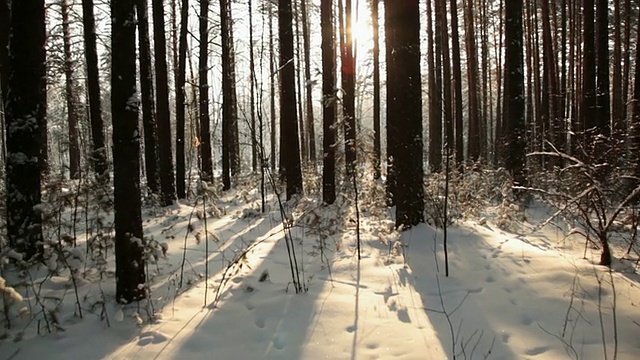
[[199, 0, 212, 181], [269, 4, 276, 171], [595, 0, 610, 137], [82, 0, 109, 181], [438, 0, 453, 153], [582, 0, 596, 135], [112, 0, 146, 303], [278, 0, 303, 199], [152, 0, 177, 205], [300, 0, 315, 163], [465, 0, 481, 162], [227, 3, 240, 176], [321, 0, 336, 204], [5, 0, 45, 257], [0, 0, 9, 106], [503, 0, 527, 189], [341, 0, 356, 175], [385, 0, 424, 228], [427, 0, 442, 173], [220, 0, 231, 189], [293, 1, 307, 164], [135, 0, 160, 193], [449, 0, 464, 165], [249, 0, 257, 173], [369, 0, 380, 178], [61, 0, 81, 180], [175, 0, 188, 198]]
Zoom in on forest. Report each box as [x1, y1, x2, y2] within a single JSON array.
[[1, 0, 640, 359]]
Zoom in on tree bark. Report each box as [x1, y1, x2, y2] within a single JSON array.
[[449, 0, 464, 165], [175, 0, 188, 198], [278, 0, 303, 199], [152, 0, 177, 205], [135, 0, 160, 193], [385, 0, 424, 228], [199, 0, 212, 181], [321, 0, 336, 204], [427, 0, 442, 173], [300, 0, 315, 163], [112, 0, 146, 303], [82, 0, 109, 181], [61, 0, 81, 179], [503, 0, 527, 189], [372, 0, 381, 179], [465, 0, 481, 162], [5, 0, 45, 257]]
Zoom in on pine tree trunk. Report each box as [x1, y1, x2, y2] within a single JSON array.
[[503, 0, 527, 189], [227, 3, 240, 176], [293, 1, 307, 164], [199, 0, 212, 181], [385, 0, 424, 228], [342, 0, 356, 175], [61, 0, 81, 180], [249, 0, 257, 173], [152, 0, 177, 205], [112, 0, 146, 303], [449, 0, 464, 165], [5, 0, 45, 257], [0, 0, 10, 107], [135, 0, 160, 193], [427, 0, 442, 173], [82, 0, 109, 181], [220, 0, 232, 190], [582, 0, 597, 134], [175, 0, 188, 198], [321, 0, 336, 204], [595, 0, 610, 137], [438, 0, 454, 153], [372, 0, 381, 179], [300, 0, 315, 163], [465, 0, 481, 162], [278, 0, 303, 199], [269, 5, 277, 171]]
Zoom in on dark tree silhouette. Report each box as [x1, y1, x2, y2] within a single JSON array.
[[321, 0, 336, 204], [61, 0, 81, 179], [175, 0, 188, 198], [152, 0, 177, 205], [82, 0, 109, 181], [279, 0, 303, 199], [135, 0, 160, 193], [5, 0, 45, 257], [372, 0, 381, 179], [111, 0, 146, 303], [199, 0, 213, 181], [502, 0, 527, 189], [385, 0, 424, 228]]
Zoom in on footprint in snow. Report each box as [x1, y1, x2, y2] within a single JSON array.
[[137, 331, 168, 346], [272, 334, 286, 350], [255, 317, 265, 328], [525, 345, 551, 356]]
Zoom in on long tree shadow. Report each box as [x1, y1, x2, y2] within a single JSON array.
[[403, 223, 640, 360]]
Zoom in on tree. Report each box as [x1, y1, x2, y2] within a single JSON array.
[[300, 0, 315, 163], [372, 0, 381, 179], [199, 0, 212, 181], [152, 0, 177, 205], [112, 0, 146, 303], [595, 0, 610, 137], [220, 0, 232, 190], [449, 0, 464, 165], [5, 0, 45, 257], [135, 0, 160, 193], [385, 0, 424, 228], [582, 0, 596, 135], [465, 0, 481, 162], [269, 3, 277, 171], [341, 0, 356, 174], [0, 0, 9, 105], [427, 0, 442, 173], [175, 0, 188, 198], [279, 0, 303, 199], [502, 0, 527, 189], [321, 0, 336, 204], [61, 0, 81, 179], [82, 0, 109, 181]]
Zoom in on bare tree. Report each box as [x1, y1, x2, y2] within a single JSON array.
[[321, 0, 336, 204], [61, 0, 81, 179]]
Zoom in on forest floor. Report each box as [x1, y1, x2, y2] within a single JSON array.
[[2, 179, 640, 360]]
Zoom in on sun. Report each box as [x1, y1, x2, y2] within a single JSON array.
[[351, 18, 369, 43]]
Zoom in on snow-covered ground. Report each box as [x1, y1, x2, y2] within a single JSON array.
[[2, 185, 639, 360]]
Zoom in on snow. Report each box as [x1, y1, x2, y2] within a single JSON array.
[[2, 188, 640, 360]]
